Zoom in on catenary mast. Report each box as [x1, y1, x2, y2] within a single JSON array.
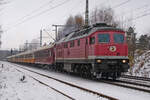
[[85, 0, 89, 27]]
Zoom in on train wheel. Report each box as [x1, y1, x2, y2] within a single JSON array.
[[112, 72, 117, 80], [86, 65, 92, 79], [80, 64, 91, 78]]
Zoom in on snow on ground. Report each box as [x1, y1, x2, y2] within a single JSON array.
[[0, 61, 71, 100], [4, 61, 150, 100], [131, 50, 150, 78]]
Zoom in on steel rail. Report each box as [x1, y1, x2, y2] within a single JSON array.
[[13, 64, 118, 100], [121, 75, 150, 82], [16, 68, 75, 100], [100, 80, 150, 93]]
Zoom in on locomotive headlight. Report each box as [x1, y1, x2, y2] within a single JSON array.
[[122, 60, 126, 63], [97, 60, 102, 63]]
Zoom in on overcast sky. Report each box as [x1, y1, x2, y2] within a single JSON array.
[[1, 0, 150, 50]]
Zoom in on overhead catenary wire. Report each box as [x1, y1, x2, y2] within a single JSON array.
[[111, 0, 131, 9], [119, 4, 149, 16], [43, 29, 56, 41], [6, 0, 131, 31], [7, 0, 106, 31], [16, 0, 55, 22], [6, 0, 149, 33], [90, 0, 131, 18], [6, 0, 71, 32], [118, 10, 150, 30], [129, 12, 150, 22], [115, 4, 150, 24]]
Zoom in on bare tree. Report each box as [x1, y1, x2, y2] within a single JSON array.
[[90, 7, 116, 26], [90, 7, 131, 29], [74, 14, 84, 29], [65, 15, 75, 26], [57, 14, 84, 40], [126, 27, 137, 68]]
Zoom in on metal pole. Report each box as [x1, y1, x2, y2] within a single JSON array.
[[52, 24, 75, 41], [25, 40, 28, 51], [85, 0, 89, 27], [52, 25, 64, 42], [55, 26, 58, 41], [40, 29, 42, 47]]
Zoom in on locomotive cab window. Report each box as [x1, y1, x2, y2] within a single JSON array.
[[70, 41, 74, 47], [98, 34, 110, 43], [90, 37, 95, 44], [114, 34, 124, 43]]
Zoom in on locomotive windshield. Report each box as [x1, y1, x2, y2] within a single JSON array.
[[98, 34, 110, 43], [114, 34, 124, 43]]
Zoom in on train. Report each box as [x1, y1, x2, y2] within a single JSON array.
[[7, 23, 130, 80]]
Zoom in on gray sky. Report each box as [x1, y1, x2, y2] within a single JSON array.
[[1, 0, 150, 50]]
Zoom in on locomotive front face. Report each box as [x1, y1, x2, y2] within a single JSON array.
[[89, 30, 129, 78], [95, 32, 128, 56]]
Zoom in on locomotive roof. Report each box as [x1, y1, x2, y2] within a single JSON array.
[[56, 23, 124, 43]]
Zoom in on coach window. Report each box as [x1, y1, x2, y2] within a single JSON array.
[[77, 39, 80, 46], [47, 50, 49, 56], [49, 50, 52, 56], [65, 43, 68, 48], [90, 37, 95, 44]]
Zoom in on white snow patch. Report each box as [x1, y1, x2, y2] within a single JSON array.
[[5, 62, 150, 100], [0, 61, 71, 100], [131, 50, 150, 78]]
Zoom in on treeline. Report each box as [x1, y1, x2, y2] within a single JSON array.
[[137, 34, 150, 50], [126, 26, 150, 66], [57, 7, 123, 40]]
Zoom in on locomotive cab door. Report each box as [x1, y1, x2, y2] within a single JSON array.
[[85, 38, 89, 58]]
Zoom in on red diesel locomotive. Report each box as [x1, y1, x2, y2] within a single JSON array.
[[55, 23, 129, 79], [7, 23, 129, 79]]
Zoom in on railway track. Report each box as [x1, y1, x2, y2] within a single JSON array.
[[117, 79, 150, 88], [100, 79, 150, 93], [97, 74, 150, 93], [9, 62, 150, 99], [16, 69, 75, 100], [13, 63, 118, 100], [121, 75, 150, 81]]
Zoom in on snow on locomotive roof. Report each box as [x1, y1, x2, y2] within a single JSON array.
[[56, 23, 124, 43], [56, 31, 75, 44]]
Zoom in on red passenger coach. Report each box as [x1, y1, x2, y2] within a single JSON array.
[[55, 23, 129, 79], [34, 45, 55, 66]]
